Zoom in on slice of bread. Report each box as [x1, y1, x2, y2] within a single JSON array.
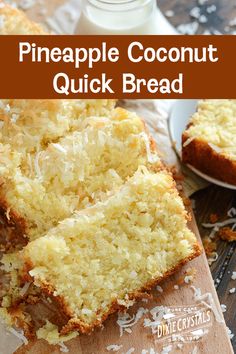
[[0, 4, 46, 34], [0, 5, 201, 345], [0, 99, 116, 154], [0, 108, 161, 243], [182, 100, 236, 185], [21, 167, 200, 335]]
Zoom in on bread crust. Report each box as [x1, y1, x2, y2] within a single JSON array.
[[182, 132, 236, 185], [19, 243, 201, 337], [0, 196, 28, 251]]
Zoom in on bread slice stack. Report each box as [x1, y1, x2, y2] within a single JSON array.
[[182, 100, 236, 185], [0, 4, 200, 346], [22, 167, 199, 336]]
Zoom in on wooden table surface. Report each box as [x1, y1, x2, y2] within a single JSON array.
[[157, 1, 236, 350], [159, 0, 236, 34], [6, 0, 236, 352]]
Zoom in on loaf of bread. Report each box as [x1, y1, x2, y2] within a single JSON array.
[[21, 167, 200, 335], [0, 4, 200, 346], [182, 100, 236, 185], [0, 4, 46, 34], [0, 99, 116, 154], [0, 107, 160, 242]]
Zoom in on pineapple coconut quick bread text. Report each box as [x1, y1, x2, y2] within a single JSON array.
[[0, 3, 200, 347], [182, 99, 236, 185]]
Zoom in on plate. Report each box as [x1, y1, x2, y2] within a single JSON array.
[[169, 99, 236, 190]]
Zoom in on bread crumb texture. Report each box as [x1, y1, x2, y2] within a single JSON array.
[[184, 100, 236, 161], [0, 4, 200, 345], [23, 167, 198, 332]]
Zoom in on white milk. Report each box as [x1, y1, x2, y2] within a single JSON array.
[[76, 0, 177, 35]]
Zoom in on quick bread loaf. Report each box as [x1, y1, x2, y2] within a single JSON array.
[[0, 4, 200, 346], [21, 167, 200, 335], [182, 100, 236, 185]]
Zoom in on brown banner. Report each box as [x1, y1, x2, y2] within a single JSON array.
[[0, 35, 235, 99]]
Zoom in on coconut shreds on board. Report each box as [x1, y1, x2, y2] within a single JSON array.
[[191, 346, 198, 354], [161, 344, 172, 354], [191, 286, 223, 323], [8, 328, 28, 345], [184, 275, 193, 284], [106, 344, 123, 352], [117, 307, 148, 337], [141, 349, 156, 354], [124, 348, 135, 354], [156, 285, 163, 293], [143, 306, 170, 334], [229, 287, 236, 294], [59, 343, 69, 353]]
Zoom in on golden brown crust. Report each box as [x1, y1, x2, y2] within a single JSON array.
[[0, 196, 28, 251], [182, 132, 236, 185], [22, 243, 201, 337]]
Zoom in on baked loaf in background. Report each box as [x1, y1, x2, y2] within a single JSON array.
[[0, 3, 200, 346], [182, 100, 236, 185]]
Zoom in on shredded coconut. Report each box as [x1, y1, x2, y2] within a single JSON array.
[[19, 282, 31, 297], [106, 344, 123, 352], [34, 152, 43, 179], [202, 215, 236, 240], [81, 308, 92, 315], [199, 15, 208, 23], [208, 143, 222, 153], [141, 349, 156, 354], [207, 251, 218, 266], [189, 7, 201, 20], [177, 20, 199, 35], [8, 328, 28, 345], [19, 0, 36, 10], [183, 136, 195, 147], [165, 10, 174, 18], [130, 271, 137, 279], [229, 287, 236, 294], [231, 271, 236, 280], [143, 306, 170, 334], [125, 348, 135, 354], [191, 346, 198, 354], [191, 286, 223, 323], [52, 143, 67, 154], [226, 327, 234, 340], [161, 344, 172, 354], [206, 5, 216, 14], [59, 343, 69, 353], [156, 285, 163, 293], [229, 17, 236, 27], [139, 132, 159, 164], [184, 275, 193, 284], [117, 307, 148, 337], [220, 304, 227, 313]]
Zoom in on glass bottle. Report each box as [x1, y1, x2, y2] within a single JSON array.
[[76, 0, 176, 35]]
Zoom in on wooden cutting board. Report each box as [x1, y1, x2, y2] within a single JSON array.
[[1, 1, 233, 353], [11, 212, 233, 354]]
